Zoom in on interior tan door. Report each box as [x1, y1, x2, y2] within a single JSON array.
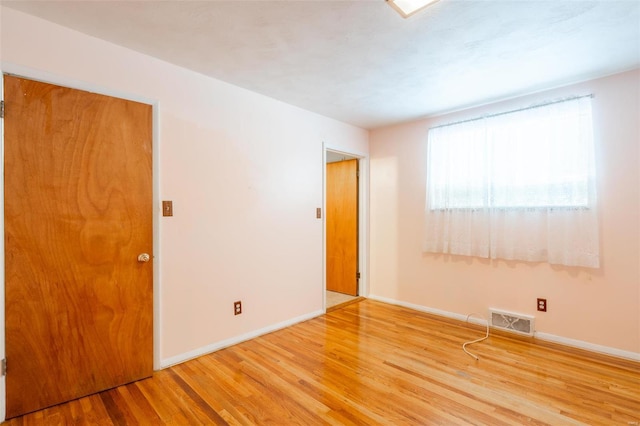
[[326, 159, 358, 296], [4, 75, 153, 418]]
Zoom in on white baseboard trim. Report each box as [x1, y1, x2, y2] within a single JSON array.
[[368, 294, 640, 362], [534, 332, 640, 362], [367, 294, 488, 326], [160, 309, 324, 368]]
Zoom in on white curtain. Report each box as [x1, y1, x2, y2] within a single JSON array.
[[424, 96, 599, 268]]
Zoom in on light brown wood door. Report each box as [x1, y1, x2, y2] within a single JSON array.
[[326, 159, 358, 296], [4, 75, 153, 418]]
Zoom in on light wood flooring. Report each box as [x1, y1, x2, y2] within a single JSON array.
[[5, 299, 639, 425], [326, 290, 362, 312]]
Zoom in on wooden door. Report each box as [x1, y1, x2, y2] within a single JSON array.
[[4, 76, 153, 418], [326, 159, 358, 296]]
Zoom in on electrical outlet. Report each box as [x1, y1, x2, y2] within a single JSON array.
[[537, 298, 547, 312], [234, 301, 242, 315]]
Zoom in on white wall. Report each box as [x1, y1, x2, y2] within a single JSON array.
[[0, 7, 369, 366], [370, 69, 640, 359]]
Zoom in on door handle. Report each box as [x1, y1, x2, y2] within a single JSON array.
[[137, 253, 151, 263]]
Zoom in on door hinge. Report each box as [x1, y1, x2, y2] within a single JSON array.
[[1, 358, 6, 376], [1, 100, 4, 119], [356, 272, 361, 280]]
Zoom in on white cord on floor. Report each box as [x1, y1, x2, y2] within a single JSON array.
[[462, 313, 489, 360]]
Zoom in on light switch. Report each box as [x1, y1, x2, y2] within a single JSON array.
[[162, 201, 173, 217]]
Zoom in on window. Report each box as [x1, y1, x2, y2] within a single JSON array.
[[424, 96, 599, 268]]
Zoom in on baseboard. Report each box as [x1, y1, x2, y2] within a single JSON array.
[[367, 295, 488, 326], [533, 332, 640, 361], [368, 294, 640, 362], [160, 309, 324, 368]]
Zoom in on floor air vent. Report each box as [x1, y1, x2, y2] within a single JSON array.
[[489, 309, 535, 336]]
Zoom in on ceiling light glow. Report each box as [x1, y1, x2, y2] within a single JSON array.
[[387, 0, 440, 18]]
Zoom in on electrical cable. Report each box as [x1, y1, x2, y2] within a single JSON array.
[[462, 313, 489, 360]]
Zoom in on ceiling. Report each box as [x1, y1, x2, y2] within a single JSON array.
[[2, 0, 639, 129]]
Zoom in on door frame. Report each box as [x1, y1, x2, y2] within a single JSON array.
[[323, 142, 369, 310], [0, 63, 161, 422]]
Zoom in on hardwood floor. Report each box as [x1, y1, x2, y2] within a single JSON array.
[[5, 300, 639, 425]]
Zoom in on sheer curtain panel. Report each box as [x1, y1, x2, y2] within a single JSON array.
[[424, 96, 599, 268]]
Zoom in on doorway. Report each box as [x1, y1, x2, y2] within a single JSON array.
[[3, 75, 154, 418], [325, 149, 364, 310]]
